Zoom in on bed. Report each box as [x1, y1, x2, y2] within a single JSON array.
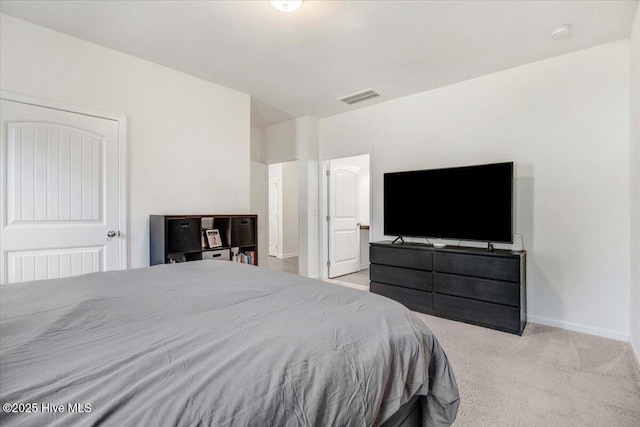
[[0, 260, 459, 426]]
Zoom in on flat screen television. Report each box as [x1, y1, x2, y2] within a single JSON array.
[[384, 162, 513, 243]]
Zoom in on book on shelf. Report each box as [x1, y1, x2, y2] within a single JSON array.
[[235, 251, 256, 265]]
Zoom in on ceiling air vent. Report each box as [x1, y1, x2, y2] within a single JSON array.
[[338, 89, 380, 105]]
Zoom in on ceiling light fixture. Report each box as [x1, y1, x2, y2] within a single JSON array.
[[550, 25, 572, 40], [270, 0, 303, 13]]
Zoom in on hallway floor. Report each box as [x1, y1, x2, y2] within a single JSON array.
[[324, 267, 370, 291], [264, 256, 298, 275], [263, 257, 369, 292]]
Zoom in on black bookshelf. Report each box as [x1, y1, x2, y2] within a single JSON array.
[[150, 214, 258, 266]]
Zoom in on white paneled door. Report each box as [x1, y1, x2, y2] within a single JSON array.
[[0, 97, 125, 284], [328, 162, 360, 278]]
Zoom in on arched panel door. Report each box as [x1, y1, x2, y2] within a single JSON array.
[[328, 162, 360, 278], [1, 98, 124, 284]]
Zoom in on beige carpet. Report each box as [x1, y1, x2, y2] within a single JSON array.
[[324, 279, 640, 426], [413, 313, 640, 426]]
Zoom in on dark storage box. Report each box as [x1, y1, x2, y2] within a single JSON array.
[[231, 217, 256, 247], [167, 218, 201, 253]]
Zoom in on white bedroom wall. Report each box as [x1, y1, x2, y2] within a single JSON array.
[[264, 119, 298, 164], [297, 117, 320, 278], [263, 116, 319, 277], [630, 6, 640, 357], [250, 126, 264, 163], [250, 126, 267, 264], [319, 40, 631, 340], [0, 14, 251, 269], [282, 161, 299, 258], [250, 161, 267, 267]]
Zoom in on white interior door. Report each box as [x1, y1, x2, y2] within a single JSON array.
[[0, 98, 123, 284], [328, 162, 360, 278], [268, 175, 278, 256]]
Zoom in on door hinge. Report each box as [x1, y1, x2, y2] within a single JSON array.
[[327, 261, 330, 267], [326, 215, 330, 221], [326, 170, 330, 176]]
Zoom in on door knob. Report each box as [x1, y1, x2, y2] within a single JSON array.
[[107, 230, 119, 238]]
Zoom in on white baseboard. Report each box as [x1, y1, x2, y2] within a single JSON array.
[[309, 274, 319, 279], [359, 262, 370, 270], [631, 339, 640, 370], [277, 252, 298, 259], [527, 314, 629, 342]]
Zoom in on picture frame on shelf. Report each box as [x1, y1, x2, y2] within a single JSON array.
[[205, 229, 223, 248]]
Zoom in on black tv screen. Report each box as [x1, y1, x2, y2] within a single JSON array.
[[384, 162, 513, 243]]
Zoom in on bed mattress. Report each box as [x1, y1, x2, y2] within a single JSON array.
[[0, 261, 459, 426]]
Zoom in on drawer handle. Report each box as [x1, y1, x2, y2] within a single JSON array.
[[180, 222, 190, 227], [211, 254, 222, 258]]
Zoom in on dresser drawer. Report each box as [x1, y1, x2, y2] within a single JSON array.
[[435, 294, 521, 334], [370, 264, 432, 291], [434, 252, 520, 282], [434, 273, 519, 306], [370, 246, 432, 270], [370, 282, 433, 314]]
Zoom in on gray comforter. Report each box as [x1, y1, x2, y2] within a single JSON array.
[[0, 261, 459, 426]]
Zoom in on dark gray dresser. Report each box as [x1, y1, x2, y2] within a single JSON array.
[[370, 241, 526, 335]]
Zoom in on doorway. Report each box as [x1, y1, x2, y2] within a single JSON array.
[[0, 92, 127, 284], [323, 154, 371, 281], [266, 161, 299, 274]]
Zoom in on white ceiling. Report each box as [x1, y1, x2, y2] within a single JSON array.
[[1, 1, 637, 127]]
